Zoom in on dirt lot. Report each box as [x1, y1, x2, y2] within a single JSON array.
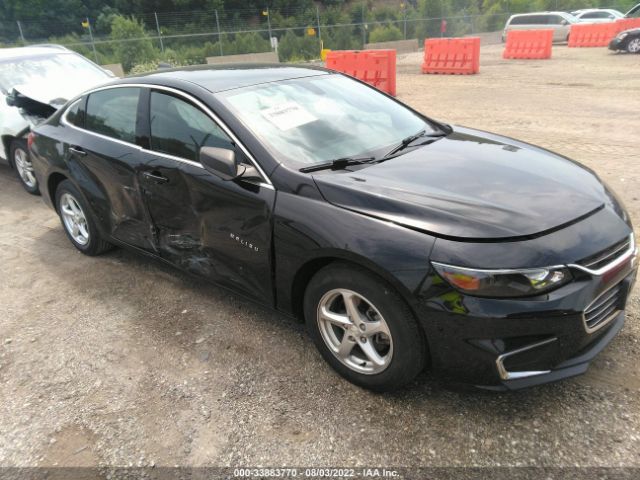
[[1, 44, 640, 470]]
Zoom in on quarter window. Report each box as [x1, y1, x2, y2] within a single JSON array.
[[149, 91, 233, 162], [85, 87, 139, 143], [65, 99, 84, 128]]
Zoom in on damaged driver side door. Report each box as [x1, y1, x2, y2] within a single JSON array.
[[137, 87, 276, 304]]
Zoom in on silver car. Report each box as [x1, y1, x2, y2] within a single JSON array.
[[572, 9, 624, 23], [503, 12, 578, 43]]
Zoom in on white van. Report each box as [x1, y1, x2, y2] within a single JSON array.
[[503, 12, 578, 43]]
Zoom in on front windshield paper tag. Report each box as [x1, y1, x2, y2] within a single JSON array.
[[261, 101, 316, 131]]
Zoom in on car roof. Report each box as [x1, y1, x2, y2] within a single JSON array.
[[124, 64, 331, 93], [511, 11, 573, 16], [0, 45, 70, 61], [575, 8, 619, 13]]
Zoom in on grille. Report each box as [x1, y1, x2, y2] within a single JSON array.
[[584, 283, 623, 332], [578, 237, 631, 271]]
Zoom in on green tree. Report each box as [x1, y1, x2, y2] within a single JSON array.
[[110, 15, 156, 72]]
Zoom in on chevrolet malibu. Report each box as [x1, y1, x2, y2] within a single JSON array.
[[29, 65, 637, 392]]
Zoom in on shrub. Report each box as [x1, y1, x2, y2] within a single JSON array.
[[368, 24, 403, 43], [277, 30, 321, 62]]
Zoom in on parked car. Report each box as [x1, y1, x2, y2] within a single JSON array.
[[0, 45, 112, 194], [609, 27, 640, 52], [502, 12, 578, 42], [29, 66, 637, 392], [571, 8, 624, 23]]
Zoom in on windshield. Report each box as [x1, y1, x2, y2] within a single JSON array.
[[0, 52, 109, 95], [218, 74, 436, 166]]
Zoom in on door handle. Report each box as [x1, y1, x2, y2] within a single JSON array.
[[142, 170, 169, 184], [69, 146, 87, 157]]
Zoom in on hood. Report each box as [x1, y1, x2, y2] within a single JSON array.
[[13, 74, 108, 108], [7, 76, 110, 125], [313, 127, 608, 240]]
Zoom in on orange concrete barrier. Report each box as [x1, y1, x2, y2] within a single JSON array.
[[503, 30, 553, 59], [421, 37, 480, 75], [616, 18, 640, 33], [568, 22, 619, 47], [325, 50, 396, 96]]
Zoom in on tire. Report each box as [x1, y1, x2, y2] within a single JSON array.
[[304, 262, 427, 392], [10, 139, 40, 195], [627, 38, 640, 54], [55, 180, 112, 256]]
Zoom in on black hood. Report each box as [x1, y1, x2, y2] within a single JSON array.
[[313, 127, 610, 240]]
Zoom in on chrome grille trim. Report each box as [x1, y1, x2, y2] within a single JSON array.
[[579, 238, 631, 270], [569, 234, 636, 276], [583, 283, 623, 333]]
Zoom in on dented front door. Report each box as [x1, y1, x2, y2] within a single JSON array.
[[139, 153, 276, 304]]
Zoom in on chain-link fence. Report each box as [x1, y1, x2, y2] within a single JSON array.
[[0, 1, 635, 72]]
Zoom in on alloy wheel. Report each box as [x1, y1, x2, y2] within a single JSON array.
[[14, 147, 37, 188], [628, 38, 640, 53], [60, 193, 90, 246], [317, 288, 393, 375]]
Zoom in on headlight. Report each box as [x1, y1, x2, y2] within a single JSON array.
[[432, 262, 571, 298], [617, 32, 629, 40]]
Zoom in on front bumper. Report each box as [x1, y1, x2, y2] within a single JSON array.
[[609, 37, 624, 51], [415, 245, 636, 390]]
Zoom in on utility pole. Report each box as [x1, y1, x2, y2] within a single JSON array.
[[316, 6, 322, 43], [266, 8, 273, 50], [361, 3, 366, 47], [154, 12, 164, 52], [16, 21, 25, 43], [215, 10, 223, 56], [85, 17, 99, 63]]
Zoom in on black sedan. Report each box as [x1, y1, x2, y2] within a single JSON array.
[[609, 28, 640, 52], [29, 65, 637, 392]]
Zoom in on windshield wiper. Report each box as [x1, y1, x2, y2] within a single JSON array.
[[299, 156, 376, 173], [382, 129, 447, 159]]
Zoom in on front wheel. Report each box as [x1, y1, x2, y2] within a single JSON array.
[[627, 38, 640, 54], [11, 139, 40, 195], [55, 180, 112, 256], [304, 263, 427, 392]]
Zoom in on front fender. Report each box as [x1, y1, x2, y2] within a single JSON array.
[[273, 191, 435, 317]]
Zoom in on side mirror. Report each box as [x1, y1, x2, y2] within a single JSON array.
[[199, 146, 263, 182], [200, 146, 239, 180], [561, 19, 568, 25]]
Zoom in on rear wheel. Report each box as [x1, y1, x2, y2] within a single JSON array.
[[304, 262, 427, 392], [55, 180, 112, 256], [627, 38, 640, 54], [11, 139, 39, 195]]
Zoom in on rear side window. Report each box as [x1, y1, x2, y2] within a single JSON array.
[[65, 99, 84, 128], [85, 87, 139, 143], [149, 91, 233, 162], [511, 15, 542, 25], [582, 12, 608, 19]]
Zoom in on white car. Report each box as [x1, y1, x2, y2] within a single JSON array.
[[0, 45, 113, 194], [572, 8, 625, 23]]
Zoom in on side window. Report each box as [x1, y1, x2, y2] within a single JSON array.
[[85, 87, 139, 143], [149, 91, 234, 162], [65, 99, 84, 128]]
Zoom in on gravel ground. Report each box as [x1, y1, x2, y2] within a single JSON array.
[[1, 44, 640, 471]]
